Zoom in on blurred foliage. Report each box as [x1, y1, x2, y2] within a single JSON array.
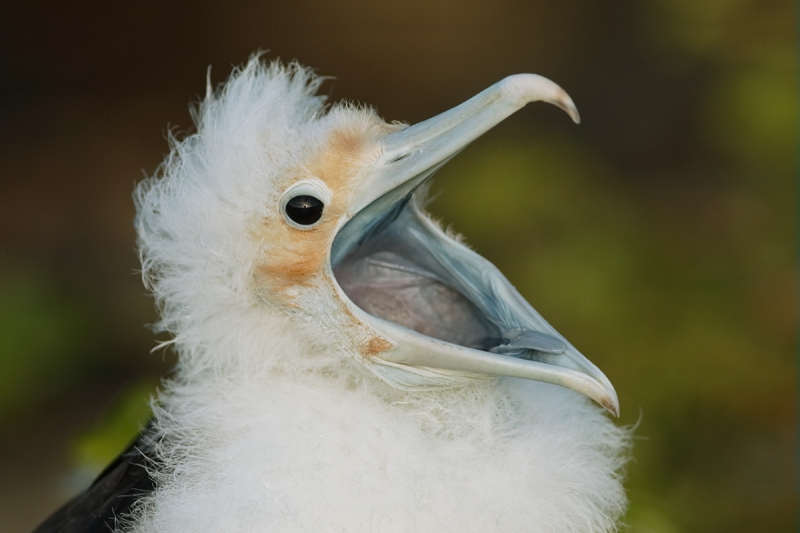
[[0, 260, 98, 421]]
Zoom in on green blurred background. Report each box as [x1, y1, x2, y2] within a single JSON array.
[[0, 1, 794, 531]]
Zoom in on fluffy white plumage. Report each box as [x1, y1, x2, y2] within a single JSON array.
[[128, 57, 629, 533]]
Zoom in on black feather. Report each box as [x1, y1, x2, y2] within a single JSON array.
[[32, 429, 158, 533]]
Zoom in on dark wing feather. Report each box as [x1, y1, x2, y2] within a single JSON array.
[[32, 429, 158, 533]]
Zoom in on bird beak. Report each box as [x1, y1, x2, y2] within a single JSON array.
[[331, 75, 619, 416]]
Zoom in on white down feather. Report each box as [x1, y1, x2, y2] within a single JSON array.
[[128, 56, 630, 533]]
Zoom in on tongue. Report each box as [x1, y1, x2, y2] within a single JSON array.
[[490, 328, 567, 360]]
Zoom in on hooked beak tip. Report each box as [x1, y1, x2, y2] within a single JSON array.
[[551, 90, 581, 124], [603, 398, 620, 418], [498, 74, 581, 124]]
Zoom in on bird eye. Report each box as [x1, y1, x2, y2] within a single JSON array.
[[285, 195, 324, 226]]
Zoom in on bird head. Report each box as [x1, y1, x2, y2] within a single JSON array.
[[136, 58, 618, 416]]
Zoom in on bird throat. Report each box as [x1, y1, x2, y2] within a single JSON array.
[[335, 249, 500, 351], [333, 200, 503, 355]]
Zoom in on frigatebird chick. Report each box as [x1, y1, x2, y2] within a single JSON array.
[[35, 57, 629, 533]]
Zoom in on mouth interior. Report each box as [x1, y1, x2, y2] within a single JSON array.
[[330, 184, 618, 415], [333, 197, 504, 352]]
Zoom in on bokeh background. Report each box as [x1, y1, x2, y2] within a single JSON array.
[[0, 1, 794, 531]]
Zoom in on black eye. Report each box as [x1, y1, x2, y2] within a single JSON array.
[[285, 195, 324, 226]]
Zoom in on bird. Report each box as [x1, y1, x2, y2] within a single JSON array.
[[34, 56, 629, 533]]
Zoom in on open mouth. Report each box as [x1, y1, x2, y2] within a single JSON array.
[[333, 199, 568, 362], [328, 74, 619, 415], [334, 199, 504, 354]]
